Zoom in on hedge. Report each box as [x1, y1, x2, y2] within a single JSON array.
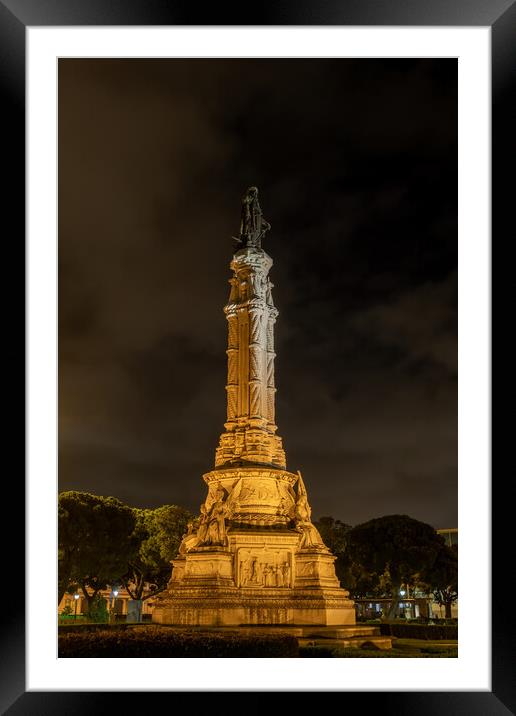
[[379, 623, 458, 640], [58, 626, 299, 658]]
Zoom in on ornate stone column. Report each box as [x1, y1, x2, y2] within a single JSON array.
[[215, 247, 285, 469]]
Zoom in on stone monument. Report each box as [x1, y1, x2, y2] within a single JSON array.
[[152, 187, 356, 626]]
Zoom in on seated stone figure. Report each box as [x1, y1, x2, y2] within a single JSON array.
[[178, 520, 200, 554], [294, 472, 328, 551], [295, 515, 327, 550]]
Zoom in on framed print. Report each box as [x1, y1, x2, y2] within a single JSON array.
[[2, 0, 511, 711]]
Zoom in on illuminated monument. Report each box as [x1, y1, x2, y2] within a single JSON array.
[[152, 187, 356, 625]]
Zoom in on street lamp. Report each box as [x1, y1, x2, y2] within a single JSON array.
[[73, 593, 80, 621], [111, 589, 119, 622], [399, 589, 406, 615]]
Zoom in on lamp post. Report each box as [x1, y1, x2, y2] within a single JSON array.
[[110, 589, 119, 623], [399, 589, 406, 618], [73, 593, 80, 621]]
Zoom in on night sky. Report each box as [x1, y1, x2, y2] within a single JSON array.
[[58, 59, 457, 529]]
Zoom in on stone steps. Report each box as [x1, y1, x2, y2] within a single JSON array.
[[218, 624, 393, 650], [300, 626, 382, 639], [292, 625, 392, 650]]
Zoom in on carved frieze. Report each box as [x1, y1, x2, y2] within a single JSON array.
[[237, 548, 293, 588], [156, 594, 353, 611], [238, 478, 278, 504]]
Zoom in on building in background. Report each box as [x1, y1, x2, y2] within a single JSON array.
[[354, 596, 432, 620], [437, 527, 458, 549], [59, 585, 154, 621]]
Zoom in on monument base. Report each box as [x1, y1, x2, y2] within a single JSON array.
[[151, 586, 355, 626], [153, 466, 357, 628], [152, 539, 356, 627]]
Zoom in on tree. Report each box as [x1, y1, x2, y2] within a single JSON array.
[[58, 491, 139, 613], [346, 514, 446, 620], [344, 561, 387, 599], [314, 516, 351, 554], [424, 543, 458, 618], [313, 516, 352, 586], [121, 504, 193, 616]]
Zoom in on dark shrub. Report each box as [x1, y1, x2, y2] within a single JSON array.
[[58, 626, 298, 658], [379, 623, 457, 640], [299, 645, 334, 658]]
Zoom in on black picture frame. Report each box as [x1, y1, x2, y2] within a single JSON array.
[[3, 0, 510, 712]]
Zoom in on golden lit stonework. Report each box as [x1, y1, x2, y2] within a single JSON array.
[[215, 246, 285, 469], [152, 188, 356, 626]]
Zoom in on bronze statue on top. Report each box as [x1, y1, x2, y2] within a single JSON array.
[[236, 186, 271, 249]]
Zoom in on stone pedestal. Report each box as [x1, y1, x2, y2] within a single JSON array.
[[152, 465, 356, 626]]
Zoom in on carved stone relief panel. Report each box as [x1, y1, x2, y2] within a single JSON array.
[[187, 560, 216, 576], [276, 480, 296, 518], [170, 560, 186, 582], [185, 557, 233, 580], [295, 561, 318, 578], [318, 561, 337, 578], [238, 478, 279, 505], [237, 548, 293, 588]]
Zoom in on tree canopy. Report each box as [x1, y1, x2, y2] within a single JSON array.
[[121, 504, 194, 606], [58, 491, 138, 609], [423, 543, 458, 618], [58, 492, 193, 619], [313, 516, 353, 585], [345, 514, 446, 619], [314, 516, 351, 554]]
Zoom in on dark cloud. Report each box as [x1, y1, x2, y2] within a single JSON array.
[[59, 58, 457, 529]]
